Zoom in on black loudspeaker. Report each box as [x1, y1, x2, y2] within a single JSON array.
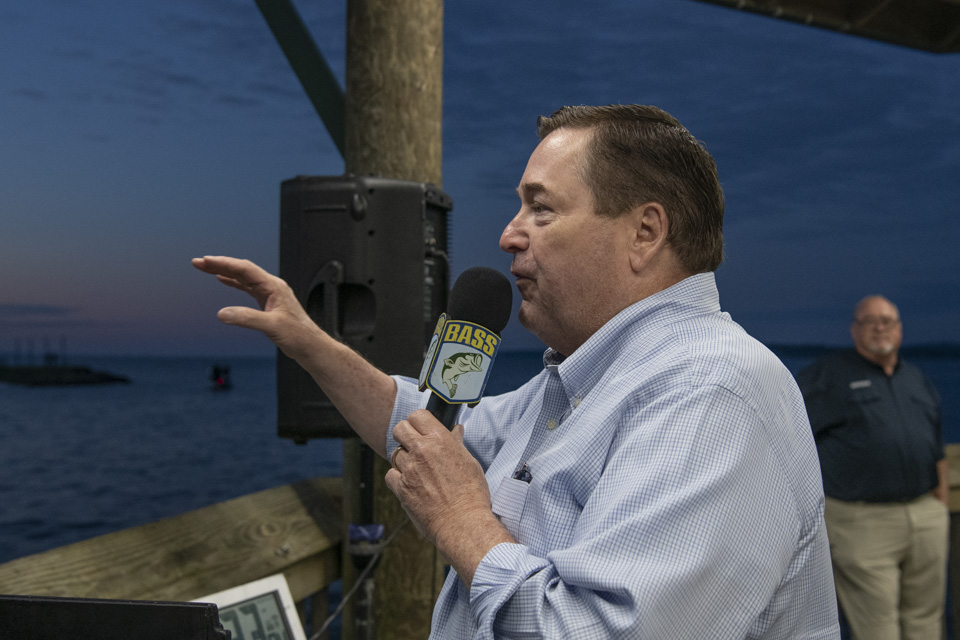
[[0, 595, 229, 640], [278, 175, 451, 442]]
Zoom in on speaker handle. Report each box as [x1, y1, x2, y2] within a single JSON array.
[[306, 260, 345, 340]]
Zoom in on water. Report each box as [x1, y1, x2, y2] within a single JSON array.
[[0, 356, 341, 564]]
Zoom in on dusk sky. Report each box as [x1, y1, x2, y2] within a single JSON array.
[[2, 0, 958, 357]]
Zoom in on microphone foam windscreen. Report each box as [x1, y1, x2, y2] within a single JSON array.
[[447, 267, 514, 335]]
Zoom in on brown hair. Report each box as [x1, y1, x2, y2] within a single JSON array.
[[537, 104, 724, 273]]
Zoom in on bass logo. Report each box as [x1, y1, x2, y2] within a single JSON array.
[[420, 319, 501, 404]]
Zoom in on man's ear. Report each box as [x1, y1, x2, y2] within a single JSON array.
[[627, 202, 669, 273]]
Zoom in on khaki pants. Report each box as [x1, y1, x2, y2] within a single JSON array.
[[825, 494, 949, 640]]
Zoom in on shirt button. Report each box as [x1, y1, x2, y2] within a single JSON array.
[[547, 419, 558, 430], [573, 396, 582, 407]]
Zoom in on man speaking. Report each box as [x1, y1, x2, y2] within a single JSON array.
[[194, 104, 839, 638]]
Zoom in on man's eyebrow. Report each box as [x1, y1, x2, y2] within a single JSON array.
[[516, 182, 546, 200]]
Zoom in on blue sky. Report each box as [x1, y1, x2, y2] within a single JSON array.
[[2, 0, 958, 357]]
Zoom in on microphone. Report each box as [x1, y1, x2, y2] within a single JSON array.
[[420, 267, 513, 428]]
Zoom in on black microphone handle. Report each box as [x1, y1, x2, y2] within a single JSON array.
[[426, 392, 463, 429]]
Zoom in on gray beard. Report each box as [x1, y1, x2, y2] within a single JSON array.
[[867, 342, 896, 357]]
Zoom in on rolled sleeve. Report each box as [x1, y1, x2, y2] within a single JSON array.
[[469, 543, 552, 637], [386, 375, 429, 458]]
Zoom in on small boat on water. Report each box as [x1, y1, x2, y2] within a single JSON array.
[[0, 365, 130, 386], [210, 365, 232, 391]]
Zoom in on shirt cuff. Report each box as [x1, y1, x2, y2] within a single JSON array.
[[385, 375, 429, 458], [469, 542, 551, 633]]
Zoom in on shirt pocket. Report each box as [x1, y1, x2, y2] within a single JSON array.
[[843, 385, 882, 427], [847, 385, 881, 405], [490, 477, 531, 538]]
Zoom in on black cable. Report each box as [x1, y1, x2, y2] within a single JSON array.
[[309, 519, 411, 640]]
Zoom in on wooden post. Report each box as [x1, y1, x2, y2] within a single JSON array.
[[342, 1, 445, 639], [345, 1, 443, 183]]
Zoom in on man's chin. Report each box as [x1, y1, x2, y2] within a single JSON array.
[[517, 307, 534, 331], [867, 343, 896, 357], [517, 306, 546, 339]]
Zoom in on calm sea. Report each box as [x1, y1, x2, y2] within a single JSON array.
[[1, 347, 957, 567]]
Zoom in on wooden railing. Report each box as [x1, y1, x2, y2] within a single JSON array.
[[945, 444, 960, 512], [0, 476, 343, 638]]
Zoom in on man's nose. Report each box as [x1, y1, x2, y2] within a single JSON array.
[[499, 214, 527, 254]]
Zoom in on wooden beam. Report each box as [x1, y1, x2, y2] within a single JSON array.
[[0, 477, 343, 604], [254, 0, 346, 156], [690, 0, 960, 53]]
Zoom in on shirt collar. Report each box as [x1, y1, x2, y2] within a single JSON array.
[[541, 272, 721, 402], [851, 348, 901, 375]]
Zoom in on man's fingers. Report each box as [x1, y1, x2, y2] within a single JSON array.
[[407, 409, 449, 436], [190, 256, 214, 273], [393, 420, 416, 453], [217, 306, 269, 330], [191, 256, 241, 277], [195, 256, 287, 312], [215, 275, 249, 293], [390, 446, 403, 469], [193, 256, 270, 287], [384, 467, 401, 495]]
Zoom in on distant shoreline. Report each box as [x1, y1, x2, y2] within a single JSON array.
[[766, 343, 960, 359], [2, 343, 959, 362]]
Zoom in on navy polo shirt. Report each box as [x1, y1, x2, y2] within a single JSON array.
[[796, 349, 943, 503]]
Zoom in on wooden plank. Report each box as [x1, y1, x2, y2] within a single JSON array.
[[0, 477, 343, 603], [946, 444, 960, 512]]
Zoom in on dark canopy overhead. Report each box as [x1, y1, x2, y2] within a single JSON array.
[[692, 0, 960, 53]]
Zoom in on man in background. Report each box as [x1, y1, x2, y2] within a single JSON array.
[[798, 295, 948, 640], [195, 104, 839, 638]]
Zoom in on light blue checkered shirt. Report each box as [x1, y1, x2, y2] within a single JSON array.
[[388, 273, 839, 639]]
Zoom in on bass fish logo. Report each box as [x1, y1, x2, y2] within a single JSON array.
[[440, 352, 484, 397], [422, 319, 501, 404]]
